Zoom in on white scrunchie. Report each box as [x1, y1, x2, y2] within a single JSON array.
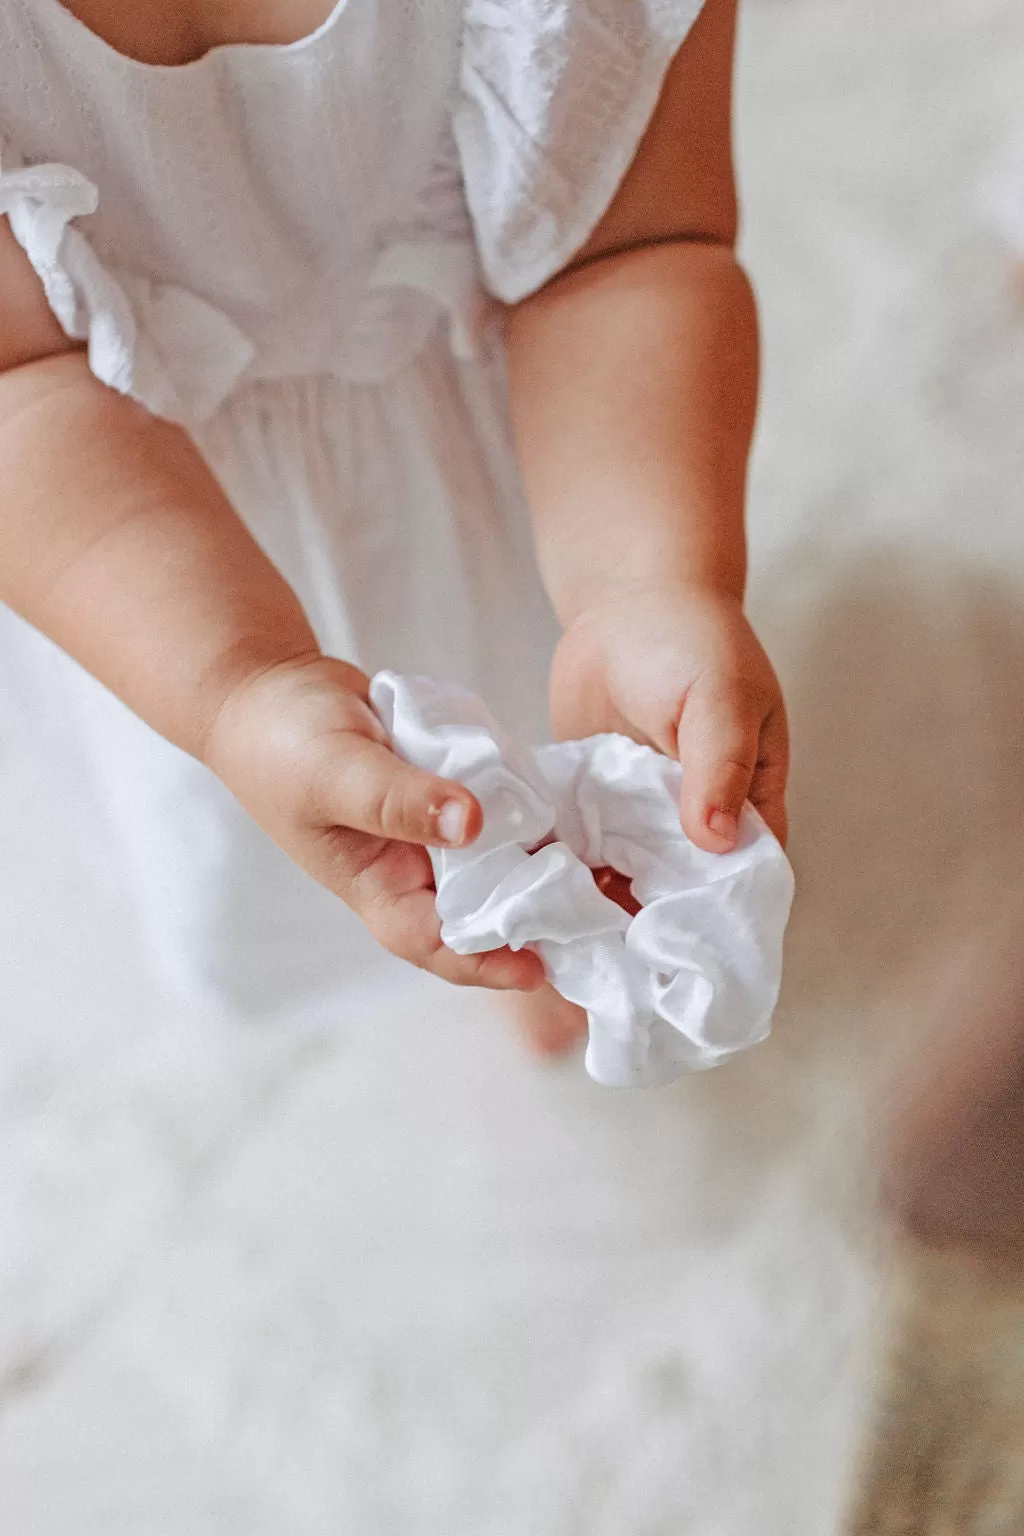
[[371, 673, 795, 1088]]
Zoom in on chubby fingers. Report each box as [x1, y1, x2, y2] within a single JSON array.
[[358, 870, 546, 992], [677, 677, 789, 853], [307, 732, 483, 848], [302, 733, 544, 990], [747, 705, 789, 849], [310, 829, 545, 990]]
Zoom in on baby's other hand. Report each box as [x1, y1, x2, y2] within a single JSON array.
[[549, 586, 789, 852], [202, 654, 545, 992]]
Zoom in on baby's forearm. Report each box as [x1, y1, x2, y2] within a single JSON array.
[[506, 239, 757, 624], [0, 353, 319, 758]]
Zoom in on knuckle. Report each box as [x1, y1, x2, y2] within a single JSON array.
[[718, 755, 757, 778], [682, 688, 762, 755], [377, 772, 424, 842], [366, 902, 425, 967], [423, 937, 475, 985], [308, 822, 360, 892], [321, 826, 390, 903], [368, 891, 449, 976], [688, 759, 754, 807]]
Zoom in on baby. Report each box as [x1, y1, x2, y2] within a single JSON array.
[[0, 0, 788, 1051]]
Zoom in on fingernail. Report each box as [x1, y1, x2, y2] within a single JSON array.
[[709, 809, 738, 844], [437, 799, 469, 846]]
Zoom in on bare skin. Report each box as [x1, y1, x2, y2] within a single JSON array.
[[0, 0, 786, 1054], [41, 0, 339, 66]]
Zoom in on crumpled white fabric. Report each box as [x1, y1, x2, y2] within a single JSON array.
[[0, 146, 254, 427], [371, 673, 795, 1089]]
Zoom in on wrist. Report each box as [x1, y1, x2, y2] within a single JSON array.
[[194, 635, 325, 772], [537, 493, 748, 629], [552, 562, 746, 630]]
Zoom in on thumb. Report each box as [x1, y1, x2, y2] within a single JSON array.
[[311, 733, 482, 847], [677, 677, 761, 853]]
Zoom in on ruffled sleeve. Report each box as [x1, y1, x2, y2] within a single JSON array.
[[453, 0, 705, 303], [0, 139, 253, 427]]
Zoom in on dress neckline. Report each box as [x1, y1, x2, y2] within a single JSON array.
[[37, 0, 351, 75]]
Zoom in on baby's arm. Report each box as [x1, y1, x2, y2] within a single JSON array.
[[0, 219, 541, 992], [506, 0, 788, 851]]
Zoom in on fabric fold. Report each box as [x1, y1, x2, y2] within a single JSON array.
[[372, 672, 794, 1088], [367, 238, 491, 363], [454, 0, 706, 302], [1, 144, 253, 426]]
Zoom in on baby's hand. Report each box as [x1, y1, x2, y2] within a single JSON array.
[[549, 586, 789, 852], [203, 653, 545, 991]]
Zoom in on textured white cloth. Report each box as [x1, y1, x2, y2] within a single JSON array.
[[0, 0, 706, 1018], [372, 674, 795, 1088]]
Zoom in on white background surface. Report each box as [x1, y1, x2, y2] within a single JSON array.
[[3, 1, 1024, 1530]]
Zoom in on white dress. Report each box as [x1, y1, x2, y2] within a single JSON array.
[[0, 0, 704, 1022]]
